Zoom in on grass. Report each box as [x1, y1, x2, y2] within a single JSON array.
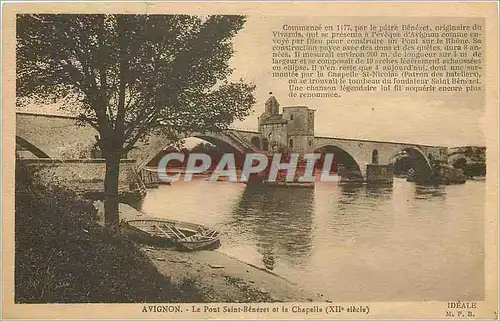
[[15, 163, 204, 303]]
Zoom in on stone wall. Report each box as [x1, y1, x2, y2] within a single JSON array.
[[17, 113, 98, 159], [283, 106, 309, 136], [366, 164, 394, 184], [18, 159, 138, 194], [283, 106, 315, 153], [288, 135, 313, 153], [261, 123, 287, 151]]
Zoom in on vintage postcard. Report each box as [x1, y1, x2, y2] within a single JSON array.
[[2, 1, 498, 319]]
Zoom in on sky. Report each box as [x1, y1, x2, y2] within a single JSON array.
[[17, 15, 487, 148], [227, 15, 486, 147]]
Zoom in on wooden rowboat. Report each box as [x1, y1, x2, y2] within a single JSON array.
[[123, 218, 220, 251]]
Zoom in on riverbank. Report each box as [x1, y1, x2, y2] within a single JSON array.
[[145, 247, 324, 302], [15, 163, 195, 303], [94, 201, 324, 302]]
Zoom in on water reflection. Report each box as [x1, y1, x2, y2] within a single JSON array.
[[321, 183, 395, 243], [139, 179, 485, 301], [337, 183, 393, 212], [338, 184, 361, 208], [230, 185, 314, 269], [366, 184, 394, 199], [414, 184, 447, 200]]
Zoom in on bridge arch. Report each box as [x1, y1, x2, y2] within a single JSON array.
[[16, 136, 50, 158], [143, 132, 247, 169], [314, 144, 364, 180], [191, 133, 245, 154], [390, 147, 434, 181]]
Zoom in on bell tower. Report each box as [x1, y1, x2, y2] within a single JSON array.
[[265, 92, 280, 115]]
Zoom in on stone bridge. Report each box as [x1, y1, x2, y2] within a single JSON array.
[[15, 112, 263, 167], [16, 112, 448, 180], [312, 136, 447, 178]]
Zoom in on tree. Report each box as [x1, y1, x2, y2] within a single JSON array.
[[191, 142, 223, 154], [17, 14, 256, 232]]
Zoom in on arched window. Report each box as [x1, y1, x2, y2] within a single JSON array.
[[289, 138, 294, 149], [372, 149, 379, 164], [290, 114, 294, 120]]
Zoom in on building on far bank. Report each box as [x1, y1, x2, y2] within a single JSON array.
[[258, 93, 315, 153]]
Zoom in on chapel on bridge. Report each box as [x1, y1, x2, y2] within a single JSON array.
[[257, 92, 315, 153]]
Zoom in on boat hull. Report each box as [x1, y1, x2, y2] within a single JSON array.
[[179, 238, 221, 251], [123, 218, 220, 251]]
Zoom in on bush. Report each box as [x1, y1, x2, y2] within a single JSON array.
[[15, 162, 201, 303], [452, 158, 486, 177]]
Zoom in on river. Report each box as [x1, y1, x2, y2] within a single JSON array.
[[139, 177, 485, 301]]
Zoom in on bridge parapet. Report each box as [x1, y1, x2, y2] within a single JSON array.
[[16, 112, 97, 159]]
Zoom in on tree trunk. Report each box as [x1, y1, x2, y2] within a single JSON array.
[[104, 152, 120, 233]]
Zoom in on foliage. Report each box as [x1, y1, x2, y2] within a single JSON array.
[[191, 142, 224, 155], [452, 158, 486, 177], [16, 14, 256, 229], [15, 163, 205, 303], [17, 14, 255, 149]]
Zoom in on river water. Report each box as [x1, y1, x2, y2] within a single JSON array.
[[139, 177, 485, 301]]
